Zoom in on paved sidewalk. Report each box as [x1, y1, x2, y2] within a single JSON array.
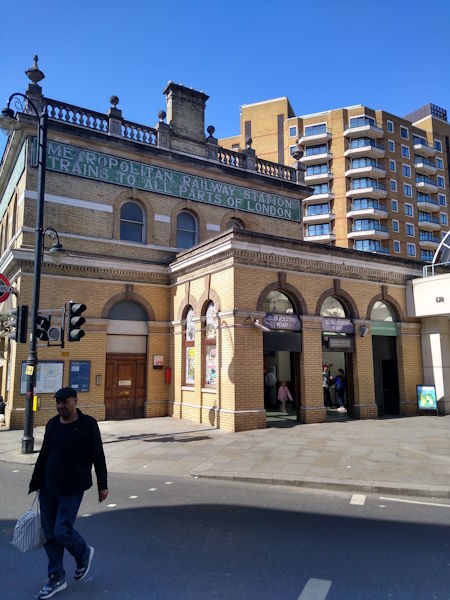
[[1, 415, 450, 498]]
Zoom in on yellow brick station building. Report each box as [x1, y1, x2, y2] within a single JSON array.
[[0, 62, 425, 432]]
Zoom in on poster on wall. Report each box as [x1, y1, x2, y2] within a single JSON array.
[[417, 384, 438, 414], [205, 346, 217, 387], [69, 361, 91, 392], [20, 362, 64, 394], [185, 348, 195, 385]]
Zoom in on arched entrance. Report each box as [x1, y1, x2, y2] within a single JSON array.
[[105, 300, 149, 420], [262, 290, 302, 421], [371, 301, 400, 416], [320, 296, 355, 417]]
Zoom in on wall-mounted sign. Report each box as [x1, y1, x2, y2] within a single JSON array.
[[153, 355, 164, 369], [263, 313, 301, 331], [118, 380, 132, 386], [417, 384, 438, 413], [20, 361, 63, 394], [322, 318, 354, 334], [37, 139, 301, 222], [69, 361, 90, 392], [371, 321, 397, 337], [327, 337, 354, 350]]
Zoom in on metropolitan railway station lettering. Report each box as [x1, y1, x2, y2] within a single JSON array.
[[40, 140, 301, 222]]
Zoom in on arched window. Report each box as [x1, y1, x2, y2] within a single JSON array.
[[320, 296, 346, 318], [227, 218, 244, 230], [108, 300, 148, 321], [204, 303, 217, 387], [262, 291, 294, 314], [177, 212, 198, 248], [184, 307, 195, 385], [371, 301, 394, 322], [120, 202, 144, 243]]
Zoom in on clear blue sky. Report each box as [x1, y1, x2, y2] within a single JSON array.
[[1, 0, 449, 156]]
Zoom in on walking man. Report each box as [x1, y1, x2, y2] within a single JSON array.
[[29, 387, 108, 599]]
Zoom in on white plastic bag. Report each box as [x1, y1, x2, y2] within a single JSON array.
[[12, 493, 45, 552]]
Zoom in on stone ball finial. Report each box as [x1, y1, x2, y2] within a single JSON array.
[[292, 148, 303, 161], [245, 137, 252, 149], [25, 54, 45, 85], [110, 95, 119, 108], [158, 110, 166, 122], [207, 125, 216, 138]]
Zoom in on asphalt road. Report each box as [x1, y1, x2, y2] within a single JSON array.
[[1, 462, 449, 600]]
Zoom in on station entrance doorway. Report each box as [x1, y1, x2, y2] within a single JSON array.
[[371, 301, 399, 416]]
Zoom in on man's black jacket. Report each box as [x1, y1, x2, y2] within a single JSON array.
[[29, 408, 108, 495]]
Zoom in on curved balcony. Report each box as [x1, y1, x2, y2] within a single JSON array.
[[419, 234, 440, 250], [344, 118, 384, 139], [353, 243, 390, 255], [416, 176, 438, 194], [345, 140, 385, 159], [417, 194, 440, 212], [345, 164, 386, 179], [304, 232, 336, 242], [304, 170, 334, 184], [418, 215, 441, 231], [303, 192, 334, 205], [348, 223, 389, 240], [414, 156, 437, 176], [347, 200, 388, 219], [346, 180, 387, 199], [413, 138, 436, 157], [303, 211, 335, 224], [299, 128, 332, 146], [300, 151, 333, 165]]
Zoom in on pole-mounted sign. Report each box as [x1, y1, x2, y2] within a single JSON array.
[[0, 273, 13, 304]]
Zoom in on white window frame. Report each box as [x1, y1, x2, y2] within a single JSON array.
[[393, 240, 401, 253], [390, 179, 397, 192], [402, 164, 411, 178], [436, 157, 444, 170], [406, 222, 415, 237], [387, 120, 394, 133], [437, 176, 445, 189], [438, 194, 447, 207], [389, 159, 396, 172], [435, 139, 443, 152], [401, 145, 410, 159], [407, 243, 416, 257], [405, 203, 414, 217], [400, 125, 409, 140], [388, 139, 395, 152], [403, 183, 412, 197], [391, 199, 398, 212], [440, 212, 448, 225], [289, 126, 297, 138], [392, 219, 399, 232], [289, 145, 297, 156]]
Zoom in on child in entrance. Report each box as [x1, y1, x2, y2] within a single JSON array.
[[277, 381, 293, 414]]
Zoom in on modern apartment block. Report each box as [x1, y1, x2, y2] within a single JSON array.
[[220, 100, 450, 262]]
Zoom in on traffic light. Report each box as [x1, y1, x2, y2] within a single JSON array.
[[7, 305, 28, 343], [68, 302, 86, 342], [35, 313, 51, 341]]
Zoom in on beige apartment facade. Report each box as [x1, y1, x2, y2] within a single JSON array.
[[0, 62, 427, 433], [221, 100, 450, 264]]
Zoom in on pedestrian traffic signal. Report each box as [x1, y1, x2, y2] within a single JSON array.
[[35, 313, 51, 341], [68, 302, 86, 342], [7, 305, 28, 343]]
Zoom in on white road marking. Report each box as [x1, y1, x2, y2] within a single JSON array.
[[297, 578, 332, 600], [107, 503, 117, 508], [379, 496, 450, 509], [129, 495, 138, 499], [149, 488, 157, 491], [12, 469, 19, 473], [350, 494, 366, 505], [165, 481, 173, 485], [81, 513, 92, 518], [379, 505, 386, 508]]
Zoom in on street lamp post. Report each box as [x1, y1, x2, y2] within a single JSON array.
[[0, 58, 62, 453]]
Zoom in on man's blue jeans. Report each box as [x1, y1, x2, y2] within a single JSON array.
[[39, 489, 88, 579]]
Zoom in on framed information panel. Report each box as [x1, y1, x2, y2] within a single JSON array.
[[69, 361, 91, 393], [20, 361, 64, 394]]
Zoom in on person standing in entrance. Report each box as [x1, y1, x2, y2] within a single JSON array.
[[29, 387, 108, 599], [0, 395, 6, 426], [322, 364, 332, 407], [335, 369, 347, 412], [278, 380, 293, 414]]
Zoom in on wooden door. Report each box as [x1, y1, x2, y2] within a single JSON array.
[[105, 354, 146, 420]]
